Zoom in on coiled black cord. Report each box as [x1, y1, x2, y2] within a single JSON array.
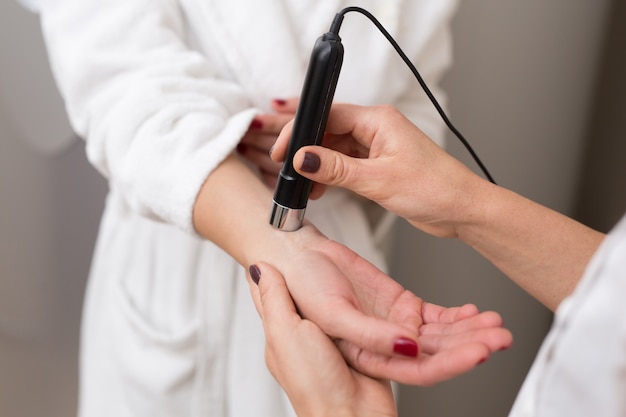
[[332, 7, 496, 184]]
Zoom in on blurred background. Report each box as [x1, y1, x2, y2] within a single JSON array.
[[1, 1, 624, 416]]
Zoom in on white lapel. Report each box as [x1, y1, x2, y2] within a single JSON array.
[[195, 0, 346, 105]]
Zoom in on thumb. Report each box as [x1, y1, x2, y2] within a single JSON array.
[[293, 146, 371, 197], [247, 263, 299, 328]]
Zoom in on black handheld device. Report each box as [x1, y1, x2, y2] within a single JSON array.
[[269, 8, 495, 231], [269, 29, 344, 231]]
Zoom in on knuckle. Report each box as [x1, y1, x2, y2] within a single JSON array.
[[374, 104, 401, 120], [328, 154, 349, 184]]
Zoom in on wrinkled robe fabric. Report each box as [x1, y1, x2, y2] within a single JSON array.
[[38, 1, 457, 415], [510, 213, 626, 417]]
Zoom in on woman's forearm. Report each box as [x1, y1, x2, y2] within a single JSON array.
[[271, 103, 603, 312], [192, 154, 317, 267], [192, 155, 435, 374], [456, 180, 605, 311]]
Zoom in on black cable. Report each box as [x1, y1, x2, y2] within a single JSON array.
[[334, 7, 496, 185]]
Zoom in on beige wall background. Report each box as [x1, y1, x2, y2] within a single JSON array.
[[394, 1, 620, 416], [0, 1, 622, 416], [0, 3, 107, 417]]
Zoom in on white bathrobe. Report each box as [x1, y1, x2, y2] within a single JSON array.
[[37, 1, 456, 416], [509, 214, 626, 417]]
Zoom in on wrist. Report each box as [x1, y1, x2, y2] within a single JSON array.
[[450, 174, 500, 241], [406, 169, 495, 240], [303, 405, 393, 417], [455, 180, 530, 248], [242, 221, 326, 269]]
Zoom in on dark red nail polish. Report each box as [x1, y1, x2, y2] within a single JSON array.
[[300, 152, 320, 173], [236, 143, 247, 154], [478, 357, 489, 365], [273, 99, 287, 106], [393, 337, 418, 357], [250, 119, 263, 129], [249, 265, 261, 285]]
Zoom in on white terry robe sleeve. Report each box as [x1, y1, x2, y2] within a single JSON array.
[[39, 0, 258, 233]]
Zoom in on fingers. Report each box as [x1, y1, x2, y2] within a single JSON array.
[[241, 98, 298, 153], [271, 97, 299, 114], [271, 103, 409, 193], [247, 263, 300, 331], [418, 326, 513, 358], [317, 301, 420, 359], [239, 107, 297, 186], [421, 302, 482, 325], [237, 141, 281, 176], [338, 322, 512, 386], [418, 306, 512, 354], [239, 131, 277, 153], [248, 113, 295, 138], [247, 261, 513, 387], [271, 119, 294, 162], [288, 252, 422, 359], [247, 262, 351, 410], [307, 181, 328, 200], [270, 102, 380, 163], [340, 339, 493, 386], [336, 299, 513, 386], [292, 146, 378, 199]]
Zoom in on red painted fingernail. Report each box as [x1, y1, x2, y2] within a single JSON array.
[[393, 338, 418, 357], [273, 99, 287, 106], [478, 357, 489, 365], [250, 119, 263, 129], [236, 143, 247, 154]]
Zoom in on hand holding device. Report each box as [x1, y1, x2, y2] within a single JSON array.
[[270, 8, 494, 231]]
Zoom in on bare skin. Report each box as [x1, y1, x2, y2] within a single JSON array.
[[271, 103, 606, 311], [248, 103, 606, 417], [248, 261, 512, 417], [192, 100, 513, 384], [249, 262, 398, 417]]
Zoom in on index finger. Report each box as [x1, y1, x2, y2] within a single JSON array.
[[270, 119, 295, 163], [324, 103, 380, 147], [271, 103, 401, 163]]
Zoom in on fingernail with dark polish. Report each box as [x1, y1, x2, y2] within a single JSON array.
[[300, 152, 320, 173], [478, 357, 489, 365], [236, 143, 247, 154], [273, 99, 287, 106], [393, 337, 418, 357], [249, 264, 261, 285], [250, 119, 263, 129]]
